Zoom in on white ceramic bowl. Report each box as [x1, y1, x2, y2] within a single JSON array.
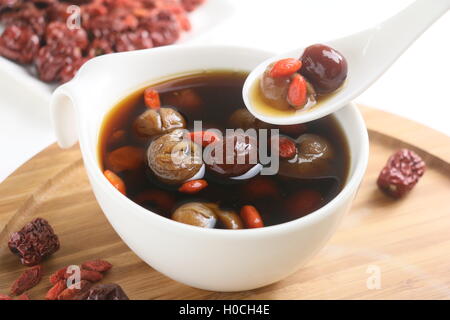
[[50, 45, 369, 292]]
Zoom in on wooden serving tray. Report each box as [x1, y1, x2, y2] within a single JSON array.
[[0, 106, 449, 300]]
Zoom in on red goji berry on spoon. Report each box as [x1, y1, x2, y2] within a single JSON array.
[[269, 58, 302, 78], [287, 73, 308, 109]]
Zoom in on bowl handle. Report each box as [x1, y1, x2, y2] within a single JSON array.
[[50, 84, 79, 149]]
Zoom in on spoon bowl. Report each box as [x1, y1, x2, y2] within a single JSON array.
[[243, 0, 450, 125]]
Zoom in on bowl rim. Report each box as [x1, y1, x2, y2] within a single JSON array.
[[78, 44, 369, 238]]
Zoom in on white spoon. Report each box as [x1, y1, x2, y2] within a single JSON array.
[[243, 0, 450, 125]]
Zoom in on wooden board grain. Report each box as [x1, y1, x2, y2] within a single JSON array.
[[0, 106, 449, 300]]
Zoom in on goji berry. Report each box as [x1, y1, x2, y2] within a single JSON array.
[[46, 280, 66, 300], [81, 260, 113, 273], [287, 73, 308, 109], [0, 294, 12, 300], [49, 266, 68, 285], [104, 170, 127, 195], [144, 88, 161, 109], [64, 269, 103, 283], [57, 280, 92, 300], [269, 58, 302, 78], [178, 179, 208, 194], [10, 265, 42, 296], [240, 205, 264, 229]]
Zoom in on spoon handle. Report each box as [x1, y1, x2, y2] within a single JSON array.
[[350, 0, 449, 73], [370, 0, 449, 58], [330, 0, 450, 98]]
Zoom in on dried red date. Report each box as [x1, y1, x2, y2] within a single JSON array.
[[8, 218, 60, 266], [76, 283, 129, 300], [142, 9, 181, 46], [0, 24, 39, 64], [114, 29, 153, 52], [35, 43, 83, 82], [45, 2, 71, 23], [0, 2, 47, 36], [87, 7, 139, 38], [377, 149, 426, 198], [45, 21, 89, 50], [87, 38, 114, 57], [59, 57, 89, 83], [10, 265, 42, 296]]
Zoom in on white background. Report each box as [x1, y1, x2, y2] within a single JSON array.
[[0, 0, 449, 183]]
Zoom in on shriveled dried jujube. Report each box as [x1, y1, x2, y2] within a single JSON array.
[[377, 149, 426, 198], [0, 24, 39, 63], [76, 283, 129, 300], [8, 218, 60, 266], [35, 42, 83, 82]]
